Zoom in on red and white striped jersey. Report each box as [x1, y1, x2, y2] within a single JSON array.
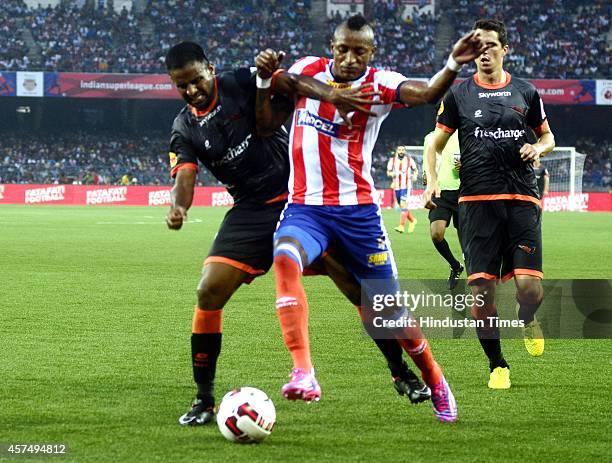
[[285, 56, 408, 205], [387, 155, 417, 190]]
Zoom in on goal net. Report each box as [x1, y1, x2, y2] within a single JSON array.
[[399, 146, 586, 196]]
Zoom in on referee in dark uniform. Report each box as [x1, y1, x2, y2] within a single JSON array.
[[164, 42, 429, 426], [423, 20, 555, 389]]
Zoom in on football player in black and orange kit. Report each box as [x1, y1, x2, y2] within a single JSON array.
[[165, 42, 430, 426], [423, 19, 555, 389]]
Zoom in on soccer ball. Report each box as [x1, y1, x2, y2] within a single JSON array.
[[216, 387, 276, 443]]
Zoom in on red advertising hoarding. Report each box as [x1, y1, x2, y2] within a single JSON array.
[[48, 73, 177, 99], [0, 185, 609, 211], [19, 71, 599, 105]]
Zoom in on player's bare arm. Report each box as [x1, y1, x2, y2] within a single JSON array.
[[254, 50, 293, 136], [167, 167, 196, 230], [422, 127, 451, 209], [255, 48, 384, 130], [398, 31, 490, 106], [519, 128, 555, 162]]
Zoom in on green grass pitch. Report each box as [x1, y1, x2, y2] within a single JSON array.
[[1, 205, 610, 462]]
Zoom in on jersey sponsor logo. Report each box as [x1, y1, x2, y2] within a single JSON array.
[[210, 134, 252, 167], [478, 91, 511, 98], [296, 109, 359, 141], [367, 251, 389, 267], [518, 244, 536, 255], [148, 189, 172, 206], [474, 127, 526, 140], [25, 185, 65, 204], [474, 109, 483, 118], [86, 187, 128, 205], [169, 151, 178, 168], [325, 79, 351, 89], [198, 105, 222, 127]]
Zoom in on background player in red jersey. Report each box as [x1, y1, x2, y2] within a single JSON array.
[[256, 15, 490, 423], [386, 146, 418, 234], [425, 19, 555, 389]]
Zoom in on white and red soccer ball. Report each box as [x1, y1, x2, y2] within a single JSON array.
[[216, 387, 276, 443]]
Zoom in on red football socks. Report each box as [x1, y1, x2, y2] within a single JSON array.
[[274, 254, 312, 371]]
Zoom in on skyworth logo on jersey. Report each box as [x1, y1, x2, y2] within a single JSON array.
[[478, 91, 512, 98], [474, 127, 526, 140], [296, 109, 360, 142]]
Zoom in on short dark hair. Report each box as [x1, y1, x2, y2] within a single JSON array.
[[334, 14, 374, 43], [165, 41, 208, 70], [473, 19, 508, 47], [346, 14, 369, 31]]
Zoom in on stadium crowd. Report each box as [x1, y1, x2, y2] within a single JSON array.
[[1, 132, 608, 192], [0, 0, 30, 70], [447, 0, 611, 79], [327, 5, 438, 76], [0, 132, 219, 187], [0, 0, 608, 79]]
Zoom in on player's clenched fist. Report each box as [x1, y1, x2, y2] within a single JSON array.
[[519, 143, 540, 162], [451, 31, 491, 64], [166, 206, 187, 230], [256, 49, 285, 79], [422, 184, 441, 210]]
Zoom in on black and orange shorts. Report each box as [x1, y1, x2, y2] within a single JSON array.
[[458, 199, 542, 284], [205, 200, 286, 283]]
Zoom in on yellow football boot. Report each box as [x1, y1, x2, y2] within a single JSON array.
[[407, 218, 417, 233], [523, 319, 545, 357], [488, 367, 511, 389]]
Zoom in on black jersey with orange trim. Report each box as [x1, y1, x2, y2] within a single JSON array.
[[436, 72, 549, 201], [169, 68, 293, 204]]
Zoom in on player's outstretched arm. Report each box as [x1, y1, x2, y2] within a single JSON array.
[[398, 31, 490, 107], [543, 171, 550, 196], [422, 128, 450, 209], [167, 167, 196, 230], [255, 49, 384, 129]]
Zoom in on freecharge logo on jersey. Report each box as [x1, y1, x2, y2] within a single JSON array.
[[296, 109, 360, 142], [474, 127, 526, 140]]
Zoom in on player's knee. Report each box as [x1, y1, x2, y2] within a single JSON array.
[[431, 228, 445, 243], [197, 279, 231, 309], [470, 284, 496, 319], [516, 281, 543, 306], [274, 237, 305, 270]]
